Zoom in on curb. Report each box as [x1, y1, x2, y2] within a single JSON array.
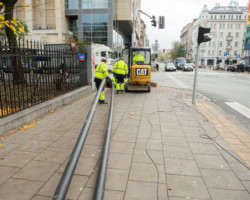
[[0, 86, 93, 135]]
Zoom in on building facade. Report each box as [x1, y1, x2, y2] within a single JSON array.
[[180, 20, 196, 60], [191, 1, 248, 66], [244, 0, 250, 51], [14, 0, 143, 50], [15, 0, 69, 44]]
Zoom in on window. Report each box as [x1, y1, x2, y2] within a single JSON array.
[[220, 15, 222, 20], [82, 14, 108, 45], [239, 24, 241, 29], [101, 51, 106, 57], [228, 32, 231, 37], [211, 15, 213, 20], [234, 51, 237, 56], [231, 24, 233, 29], [214, 24, 216, 29], [223, 24, 225, 29], [239, 16, 241, 20], [235, 42, 238, 47], [66, 0, 78, 9], [236, 32, 239, 37], [213, 41, 215, 46], [219, 50, 222, 55], [212, 50, 214, 55], [236, 16, 238, 20], [219, 41, 222, 46], [208, 50, 210, 55], [82, 0, 108, 8], [215, 15, 217, 20], [227, 41, 230, 46], [228, 24, 230, 29], [220, 32, 223, 37], [224, 15, 225, 19]]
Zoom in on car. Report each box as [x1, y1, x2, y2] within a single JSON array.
[[182, 63, 193, 71], [235, 63, 250, 72], [227, 65, 237, 72], [165, 63, 176, 71]]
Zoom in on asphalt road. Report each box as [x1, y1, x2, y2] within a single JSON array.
[[152, 63, 250, 131]]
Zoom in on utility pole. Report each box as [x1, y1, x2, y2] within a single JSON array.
[[132, 0, 136, 47]]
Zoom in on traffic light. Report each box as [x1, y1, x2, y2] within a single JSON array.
[[151, 16, 157, 27], [197, 26, 211, 45]]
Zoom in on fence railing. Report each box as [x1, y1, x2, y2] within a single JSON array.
[[0, 36, 82, 118]]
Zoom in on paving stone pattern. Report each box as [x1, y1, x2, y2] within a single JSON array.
[[0, 87, 249, 200]]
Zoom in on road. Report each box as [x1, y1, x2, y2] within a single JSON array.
[[152, 63, 250, 130]]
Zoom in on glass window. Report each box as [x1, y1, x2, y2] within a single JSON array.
[[66, 0, 78, 9], [219, 50, 221, 55], [101, 51, 106, 57], [82, 0, 108, 9]]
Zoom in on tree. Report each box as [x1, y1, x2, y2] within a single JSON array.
[[0, 0, 29, 84], [170, 41, 186, 60]]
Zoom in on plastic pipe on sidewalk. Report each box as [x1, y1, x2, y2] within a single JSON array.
[[93, 83, 115, 200], [53, 79, 105, 200]]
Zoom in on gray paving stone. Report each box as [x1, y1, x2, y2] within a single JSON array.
[[162, 137, 189, 147], [189, 143, 220, 155], [0, 179, 43, 200], [229, 162, 250, 180], [133, 149, 164, 165], [80, 144, 102, 158], [34, 147, 72, 163], [129, 162, 165, 183], [115, 125, 138, 134], [200, 169, 245, 190], [110, 141, 135, 155], [194, 154, 231, 170], [165, 158, 200, 176], [161, 129, 185, 137], [58, 157, 98, 176], [103, 190, 124, 200], [169, 197, 210, 200], [167, 175, 210, 199], [0, 166, 20, 186], [242, 180, 250, 193], [17, 140, 50, 153], [0, 150, 38, 168], [38, 173, 88, 199], [124, 181, 157, 200], [135, 139, 163, 151], [78, 187, 94, 200], [209, 188, 250, 200], [85, 135, 105, 146], [163, 146, 194, 160], [50, 136, 78, 149], [108, 153, 132, 170], [32, 196, 51, 200], [112, 131, 137, 143], [105, 168, 129, 191], [0, 142, 21, 157], [14, 160, 59, 182]]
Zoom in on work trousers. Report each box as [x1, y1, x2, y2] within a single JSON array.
[[94, 78, 105, 102]]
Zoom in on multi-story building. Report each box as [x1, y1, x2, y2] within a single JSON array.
[[244, 0, 250, 55], [14, 0, 143, 49], [191, 1, 248, 66], [180, 20, 196, 60], [15, 0, 69, 44], [138, 19, 147, 47]]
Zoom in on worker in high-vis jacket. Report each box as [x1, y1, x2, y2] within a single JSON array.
[[133, 52, 145, 64], [95, 57, 110, 103], [113, 57, 128, 93]]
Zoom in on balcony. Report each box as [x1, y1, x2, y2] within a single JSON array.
[[227, 36, 233, 41], [226, 45, 232, 50]]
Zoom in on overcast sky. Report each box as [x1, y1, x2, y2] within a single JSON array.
[[141, 0, 248, 49]]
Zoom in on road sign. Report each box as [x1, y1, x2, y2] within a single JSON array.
[[78, 54, 86, 61], [236, 54, 240, 58], [244, 56, 248, 60], [224, 52, 227, 56], [216, 57, 219, 60]]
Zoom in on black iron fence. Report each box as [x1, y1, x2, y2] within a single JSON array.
[[0, 36, 82, 118]]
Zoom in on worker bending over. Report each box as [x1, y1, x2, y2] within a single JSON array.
[[113, 57, 128, 93]]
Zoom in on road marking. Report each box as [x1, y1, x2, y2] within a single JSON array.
[[225, 102, 250, 119]]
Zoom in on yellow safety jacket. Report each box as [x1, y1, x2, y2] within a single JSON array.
[[113, 60, 128, 76], [95, 62, 109, 80], [133, 53, 145, 64]]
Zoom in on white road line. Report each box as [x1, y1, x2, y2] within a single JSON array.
[[225, 102, 250, 119]]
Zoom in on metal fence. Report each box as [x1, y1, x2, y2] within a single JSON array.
[[0, 36, 81, 118]]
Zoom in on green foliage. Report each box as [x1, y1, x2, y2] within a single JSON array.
[[171, 41, 186, 60]]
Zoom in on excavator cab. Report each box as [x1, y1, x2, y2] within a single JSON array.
[[124, 47, 151, 92]]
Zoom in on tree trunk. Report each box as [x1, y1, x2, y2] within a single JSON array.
[[5, 0, 26, 84]]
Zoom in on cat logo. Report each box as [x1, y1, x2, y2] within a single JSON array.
[[136, 68, 148, 76]]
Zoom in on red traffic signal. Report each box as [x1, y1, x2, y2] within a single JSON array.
[[198, 26, 211, 44]]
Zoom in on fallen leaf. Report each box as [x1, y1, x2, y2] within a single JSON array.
[[0, 144, 2, 147], [91, 155, 95, 157], [168, 188, 172, 191], [0, 157, 5, 160], [80, 187, 83, 191], [50, 110, 55, 113], [130, 112, 134, 115], [9, 131, 15, 134], [0, 137, 4, 140]]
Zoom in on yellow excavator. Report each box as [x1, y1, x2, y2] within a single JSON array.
[[123, 47, 151, 92]]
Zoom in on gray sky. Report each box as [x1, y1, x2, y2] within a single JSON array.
[[141, 0, 248, 49]]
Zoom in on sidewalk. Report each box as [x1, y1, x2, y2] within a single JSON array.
[[0, 87, 250, 200]]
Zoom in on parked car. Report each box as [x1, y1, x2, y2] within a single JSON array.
[[235, 63, 250, 72], [165, 63, 176, 72], [227, 64, 237, 72], [182, 63, 193, 71]]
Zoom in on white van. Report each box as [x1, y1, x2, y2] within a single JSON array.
[[92, 43, 115, 72]]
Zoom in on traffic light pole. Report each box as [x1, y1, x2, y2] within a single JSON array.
[[192, 44, 200, 104]]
